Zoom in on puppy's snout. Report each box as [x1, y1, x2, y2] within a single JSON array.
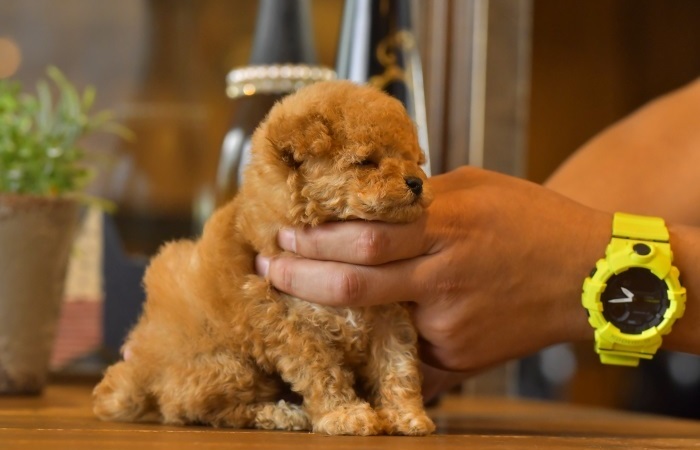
[[405, 176, 423, 196]]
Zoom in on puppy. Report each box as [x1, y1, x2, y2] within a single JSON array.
[[93, 80, 435, 436]]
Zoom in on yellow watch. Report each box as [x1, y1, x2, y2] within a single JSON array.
[[582, 213, 686, 367]]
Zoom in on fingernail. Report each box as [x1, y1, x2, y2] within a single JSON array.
[[255, 255, 270, 277], [122, 345, 132, 361], [278, 228, 297, 252]]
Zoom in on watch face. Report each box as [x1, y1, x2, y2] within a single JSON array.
[[601, 267, 670, 334]]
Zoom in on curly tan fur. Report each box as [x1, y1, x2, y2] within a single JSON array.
[[92, 81, 435, 436]]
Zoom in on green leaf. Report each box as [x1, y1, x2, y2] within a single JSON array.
[[82, 85, 96, 111], [0, 66, 131, 201], [36, 80, 52, 136]]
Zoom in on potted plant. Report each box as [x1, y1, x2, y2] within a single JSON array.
[[0, 67, 126, 394]]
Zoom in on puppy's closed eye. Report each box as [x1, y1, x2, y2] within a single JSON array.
[[356, 158, 378, 168], [280, 147, 302, 169]]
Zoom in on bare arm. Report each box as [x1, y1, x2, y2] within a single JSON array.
[[546, 78, 700, 225], [546, 78, 700, 354]]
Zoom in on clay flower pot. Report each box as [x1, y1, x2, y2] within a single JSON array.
[[0, 194, 79, 394]]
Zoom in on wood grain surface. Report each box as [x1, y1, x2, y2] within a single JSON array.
[[1, 382, 698, 449]]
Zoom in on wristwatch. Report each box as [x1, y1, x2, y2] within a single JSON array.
[[582, 212, 686, 367]]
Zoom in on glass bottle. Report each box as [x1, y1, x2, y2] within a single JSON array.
[[215, 0, 335, 207], [335, 0, 431, 175], [109, 0, 205, 255]]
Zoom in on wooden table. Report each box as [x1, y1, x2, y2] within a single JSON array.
[[1, 381, 699, 449]]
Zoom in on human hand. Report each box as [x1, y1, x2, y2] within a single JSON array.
[[256, 167, 610, 392]]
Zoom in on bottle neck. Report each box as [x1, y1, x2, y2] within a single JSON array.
[[335, 0, 414, 83], [249, 0, 318, 65]]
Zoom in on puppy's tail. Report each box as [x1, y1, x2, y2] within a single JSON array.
[[93, 361, 159, 422]]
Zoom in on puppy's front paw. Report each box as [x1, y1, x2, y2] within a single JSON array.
[[313, 402, 381, 436], [377, 407, 435, 436]]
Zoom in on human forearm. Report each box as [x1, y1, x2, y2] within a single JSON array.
[[546, 78, 700, 354], [546, 78, 700, 226]]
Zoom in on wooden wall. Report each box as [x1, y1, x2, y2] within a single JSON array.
[[527, 0, 700, 183]]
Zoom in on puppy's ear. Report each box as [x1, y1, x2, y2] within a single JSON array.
[[280, 146, 302, 170], [417, 151, 427, 166]]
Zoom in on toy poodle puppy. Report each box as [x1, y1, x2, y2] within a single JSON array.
[[93, 80, 435, 436]]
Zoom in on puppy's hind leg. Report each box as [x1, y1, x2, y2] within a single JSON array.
[[209, 400, 310, 431], [252, 400, 310, 430], [93, 361, 159, 423]]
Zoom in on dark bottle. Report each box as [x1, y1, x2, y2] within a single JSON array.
[[109, 0, 206, 256], [215, 0, 334, 206], [335, 0, 431, 175]]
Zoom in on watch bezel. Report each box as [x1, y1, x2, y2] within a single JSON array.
[[582, 239, 685, 347]]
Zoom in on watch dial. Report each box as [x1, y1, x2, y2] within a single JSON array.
[[601, 267, 669, 334]]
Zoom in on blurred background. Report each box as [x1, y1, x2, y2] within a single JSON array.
[[1, 0, 699, 419]]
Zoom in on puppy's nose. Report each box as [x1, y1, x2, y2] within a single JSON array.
[[405, 176, 423, 196]]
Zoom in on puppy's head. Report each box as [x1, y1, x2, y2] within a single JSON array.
[[246, 80, 432, 226]]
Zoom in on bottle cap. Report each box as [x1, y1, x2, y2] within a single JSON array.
[[226, 64, 336, 98]]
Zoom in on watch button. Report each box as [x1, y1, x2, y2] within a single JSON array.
[[633, 243, 651, 255]]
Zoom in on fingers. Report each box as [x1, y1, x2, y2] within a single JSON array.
[[256, 253, 427, 307], [277, 219, 433, 266], [420, 363, 471, 403], [255, 208, 439, 307]]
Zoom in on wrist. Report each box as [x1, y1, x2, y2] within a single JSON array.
[[661, 223, 700, 353], [554, 207, 612, 345], [577, 213, 688, 366]]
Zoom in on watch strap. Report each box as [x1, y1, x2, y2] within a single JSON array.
[[598, 349, 653, 367], [595, 331, 662, 367], [612, 212, 669, 242]]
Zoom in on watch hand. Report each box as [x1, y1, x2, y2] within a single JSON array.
[[608, 287, 635, 303]]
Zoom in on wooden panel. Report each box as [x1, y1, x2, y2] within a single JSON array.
[[527, 0, 700, 183]]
